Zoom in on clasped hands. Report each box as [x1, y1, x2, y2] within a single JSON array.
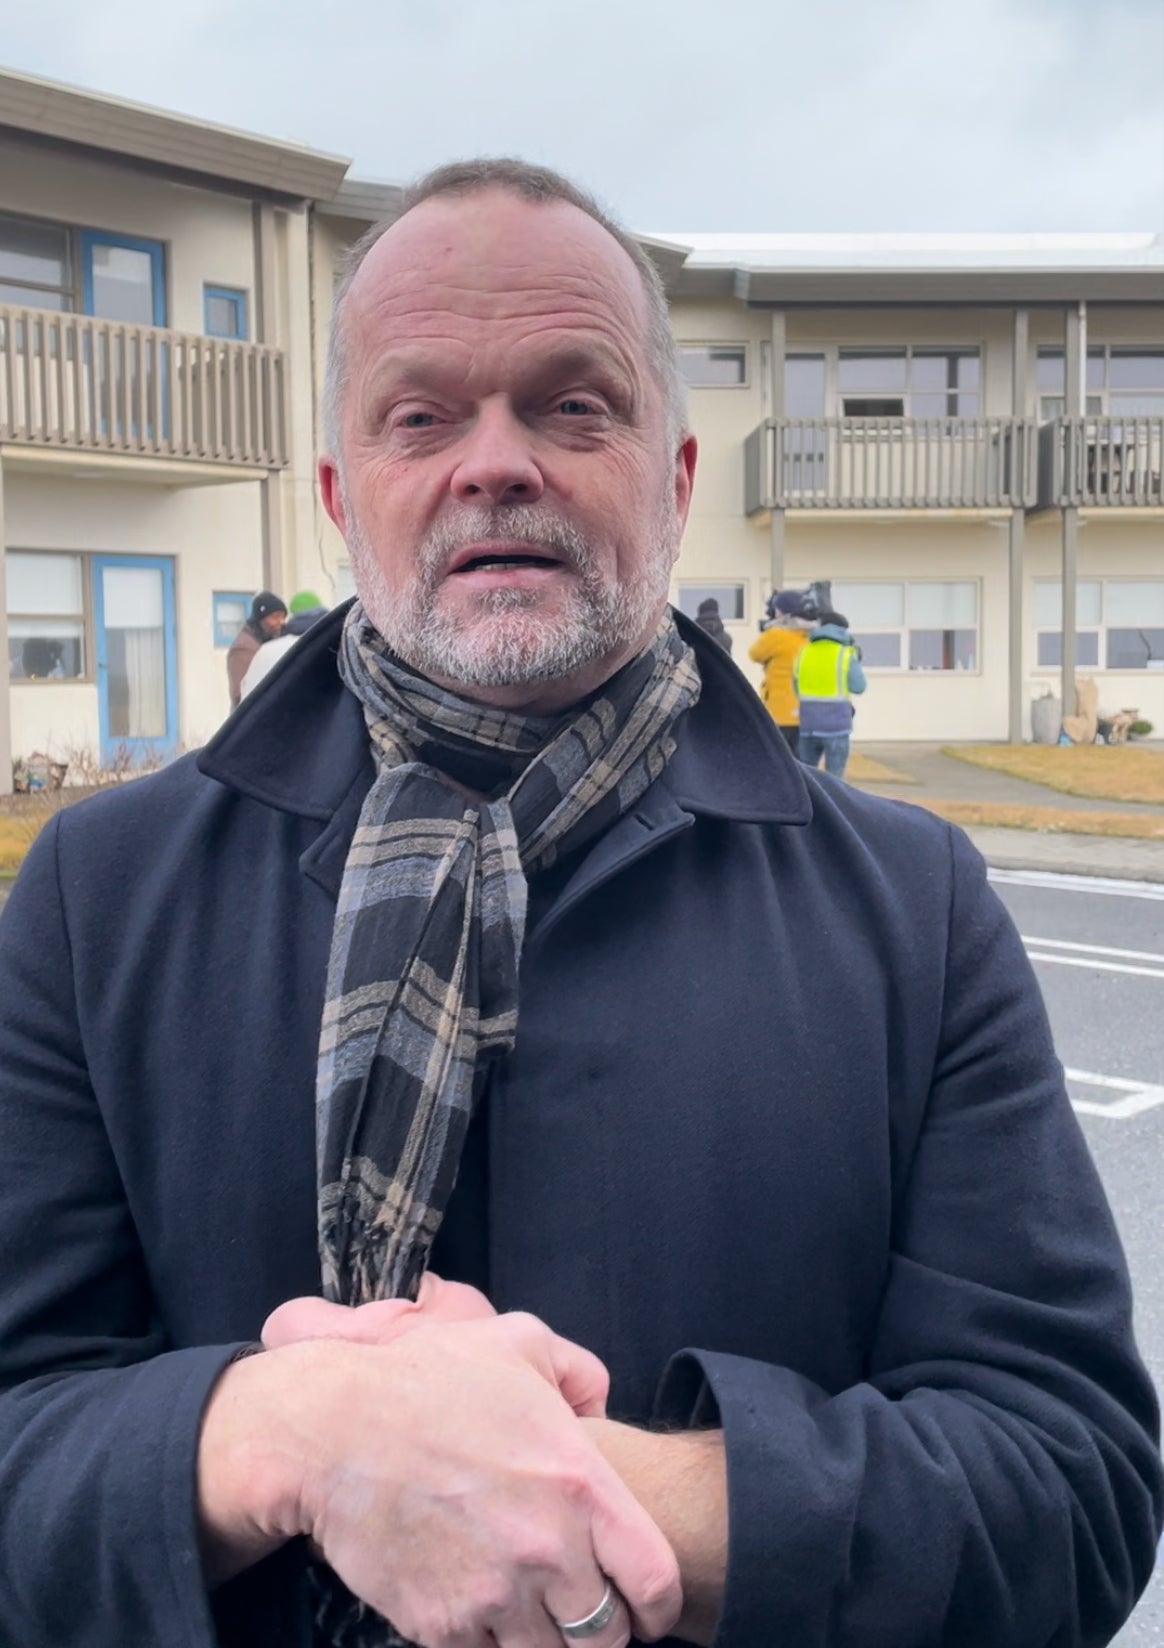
[[198, 1275, 684, 1648]]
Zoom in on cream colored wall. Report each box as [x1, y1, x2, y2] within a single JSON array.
[[5, 473, 265, 760], [9, 682, 100, 761], [1023, 514, 1164, 731], [0, 136, 256, 337], [791, 517, 1009, 742]]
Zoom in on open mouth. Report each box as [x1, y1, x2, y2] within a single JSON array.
[[450, 551, 565, 574]]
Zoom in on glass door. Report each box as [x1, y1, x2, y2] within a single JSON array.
[[80, 232, 167, 442], [93, 556, 178, 764]]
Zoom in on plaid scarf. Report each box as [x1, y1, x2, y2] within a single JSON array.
[[313, 600, 700, 1647]]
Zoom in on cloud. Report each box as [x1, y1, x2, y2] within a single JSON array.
[[2, 0, 1161, 230]]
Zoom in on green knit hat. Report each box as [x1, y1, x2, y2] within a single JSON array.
[[288, 589, 323, 614]]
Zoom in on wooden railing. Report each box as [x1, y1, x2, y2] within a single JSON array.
[[1038, 416, 1164, 508], [0, 305, 288, 468], [745, 417, 1035, 512]]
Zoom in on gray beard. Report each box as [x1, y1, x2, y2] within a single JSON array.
[[345, 499, 678, 688]]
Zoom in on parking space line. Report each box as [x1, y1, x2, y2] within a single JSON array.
[[1022, 935, 1164, 966], [989, 869, 1164, 901], [1065, 1068, 1164, 1119], [1026, 952, 1164, 981]]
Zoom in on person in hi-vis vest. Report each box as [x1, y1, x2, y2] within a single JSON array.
[[795, 609, 867, 778]]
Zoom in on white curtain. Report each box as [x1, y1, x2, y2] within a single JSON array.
[[119, 627, 166, 737]]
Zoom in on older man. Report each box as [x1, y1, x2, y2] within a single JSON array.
[[0, 160, 1159, 1648]]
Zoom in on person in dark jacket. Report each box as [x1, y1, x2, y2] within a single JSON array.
[[0, 159, 1160, 1648], [226, 589, 287, 707], [240, 590, 331, 699], [693, 597, 732, 653]]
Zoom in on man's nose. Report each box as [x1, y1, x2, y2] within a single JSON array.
[[449, 401, 544, 506]]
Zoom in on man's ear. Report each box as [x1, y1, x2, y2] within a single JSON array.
[[319, 458, 347, 535], [674, 434, 698, 537]]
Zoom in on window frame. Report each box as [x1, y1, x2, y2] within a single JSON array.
[[677, 342, 749, 389], [1034, 345, 1164, 420], [211, 590, 254, 648], [0, 209, 78, 310], [831, 345, 982, 419], [675, 581, 747, 623], [5, 548, 93, 685], [830, 578, 982, 675], [203, 284, 249, 341], [1033, 577, 1164, 673]]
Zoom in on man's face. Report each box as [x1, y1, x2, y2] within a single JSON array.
[[320, 190, 696, 713], [261, 612, 286, 638]]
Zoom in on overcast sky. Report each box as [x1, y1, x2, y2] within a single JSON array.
[[3, 0, 1162, 234]]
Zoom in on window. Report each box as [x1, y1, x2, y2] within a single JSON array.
[[837, 348, 979, 418], [204, 285, 248, 340], [6, 552, 86, 680], [0, 212, 73, 310], [675, 583, 745, 622], [212, 591, 252, 648], [678, 344, 747, 387], [1034, 580, 1164, 670], [831, 580, 979, 672], [1036, 347, 1164, 418]]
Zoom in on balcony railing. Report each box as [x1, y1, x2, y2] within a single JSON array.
[[0, 305, 288, 469], [1038, 416, 1164, 508], [745, 417, 1035, 513]]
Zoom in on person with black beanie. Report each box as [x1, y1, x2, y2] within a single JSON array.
[[226, 591, 287, 708]]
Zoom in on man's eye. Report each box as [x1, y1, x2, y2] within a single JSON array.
[[557, 398, 597, 416], [399, 411, 438, 429]]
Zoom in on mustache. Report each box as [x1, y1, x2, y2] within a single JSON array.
[[415, 505, 594, 577]]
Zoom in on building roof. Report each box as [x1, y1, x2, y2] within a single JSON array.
[[648, 232, 1164, 305], [0, 65, 350, 202]]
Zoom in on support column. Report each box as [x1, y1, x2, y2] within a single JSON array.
[[255, 205, 293, 600], [261, 470, 287, 596], [769, 310, 786, 592], [0, 459, 10, 794], [1060, 301, 1086, 720], [1008, 308, 1028, 742]]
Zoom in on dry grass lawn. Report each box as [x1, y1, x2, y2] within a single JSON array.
[[0, 815, 49, 875], [913, 798, 1164, 841], [941, 743, 1164, 806]]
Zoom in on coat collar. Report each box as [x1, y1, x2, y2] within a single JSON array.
[[197, 603, 812, 829]]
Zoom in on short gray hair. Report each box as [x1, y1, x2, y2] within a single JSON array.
[[322, 157, 687, 462]]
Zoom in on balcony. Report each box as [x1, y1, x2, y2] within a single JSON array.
[[0, 305, 289, 471], [744, 417, 1035, 514], [1037, 416, 1164, 508]]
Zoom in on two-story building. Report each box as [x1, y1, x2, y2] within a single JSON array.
[[660, 234, 1163, 742], [3, 66, 1161, 790], [0, 67, 343, 784]]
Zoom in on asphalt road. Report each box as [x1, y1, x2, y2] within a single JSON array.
[[992, 870, 1164, 1647]]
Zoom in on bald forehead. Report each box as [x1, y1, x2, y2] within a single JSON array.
[[343, 189, 650, 339]]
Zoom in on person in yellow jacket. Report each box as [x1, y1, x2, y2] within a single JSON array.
[[748, 590, 818, 756]]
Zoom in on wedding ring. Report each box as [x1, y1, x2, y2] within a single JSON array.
[[554, 1580, 619, 1639]]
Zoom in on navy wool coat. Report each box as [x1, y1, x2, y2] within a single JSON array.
[[0, 608, 1160, 1648]]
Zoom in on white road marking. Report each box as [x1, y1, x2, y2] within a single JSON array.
[[1021, 935, 1164, 965], [1026, 951, 1164, 981], [1065, 1068, 1164, 1119], [989, 868, 1164, 901]]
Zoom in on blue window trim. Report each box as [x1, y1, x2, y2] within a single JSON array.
[[204, 284, 248, 340], [212, 590, 253, 648], [92, 554, 178, 763], [80, 230, 167, 326]]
